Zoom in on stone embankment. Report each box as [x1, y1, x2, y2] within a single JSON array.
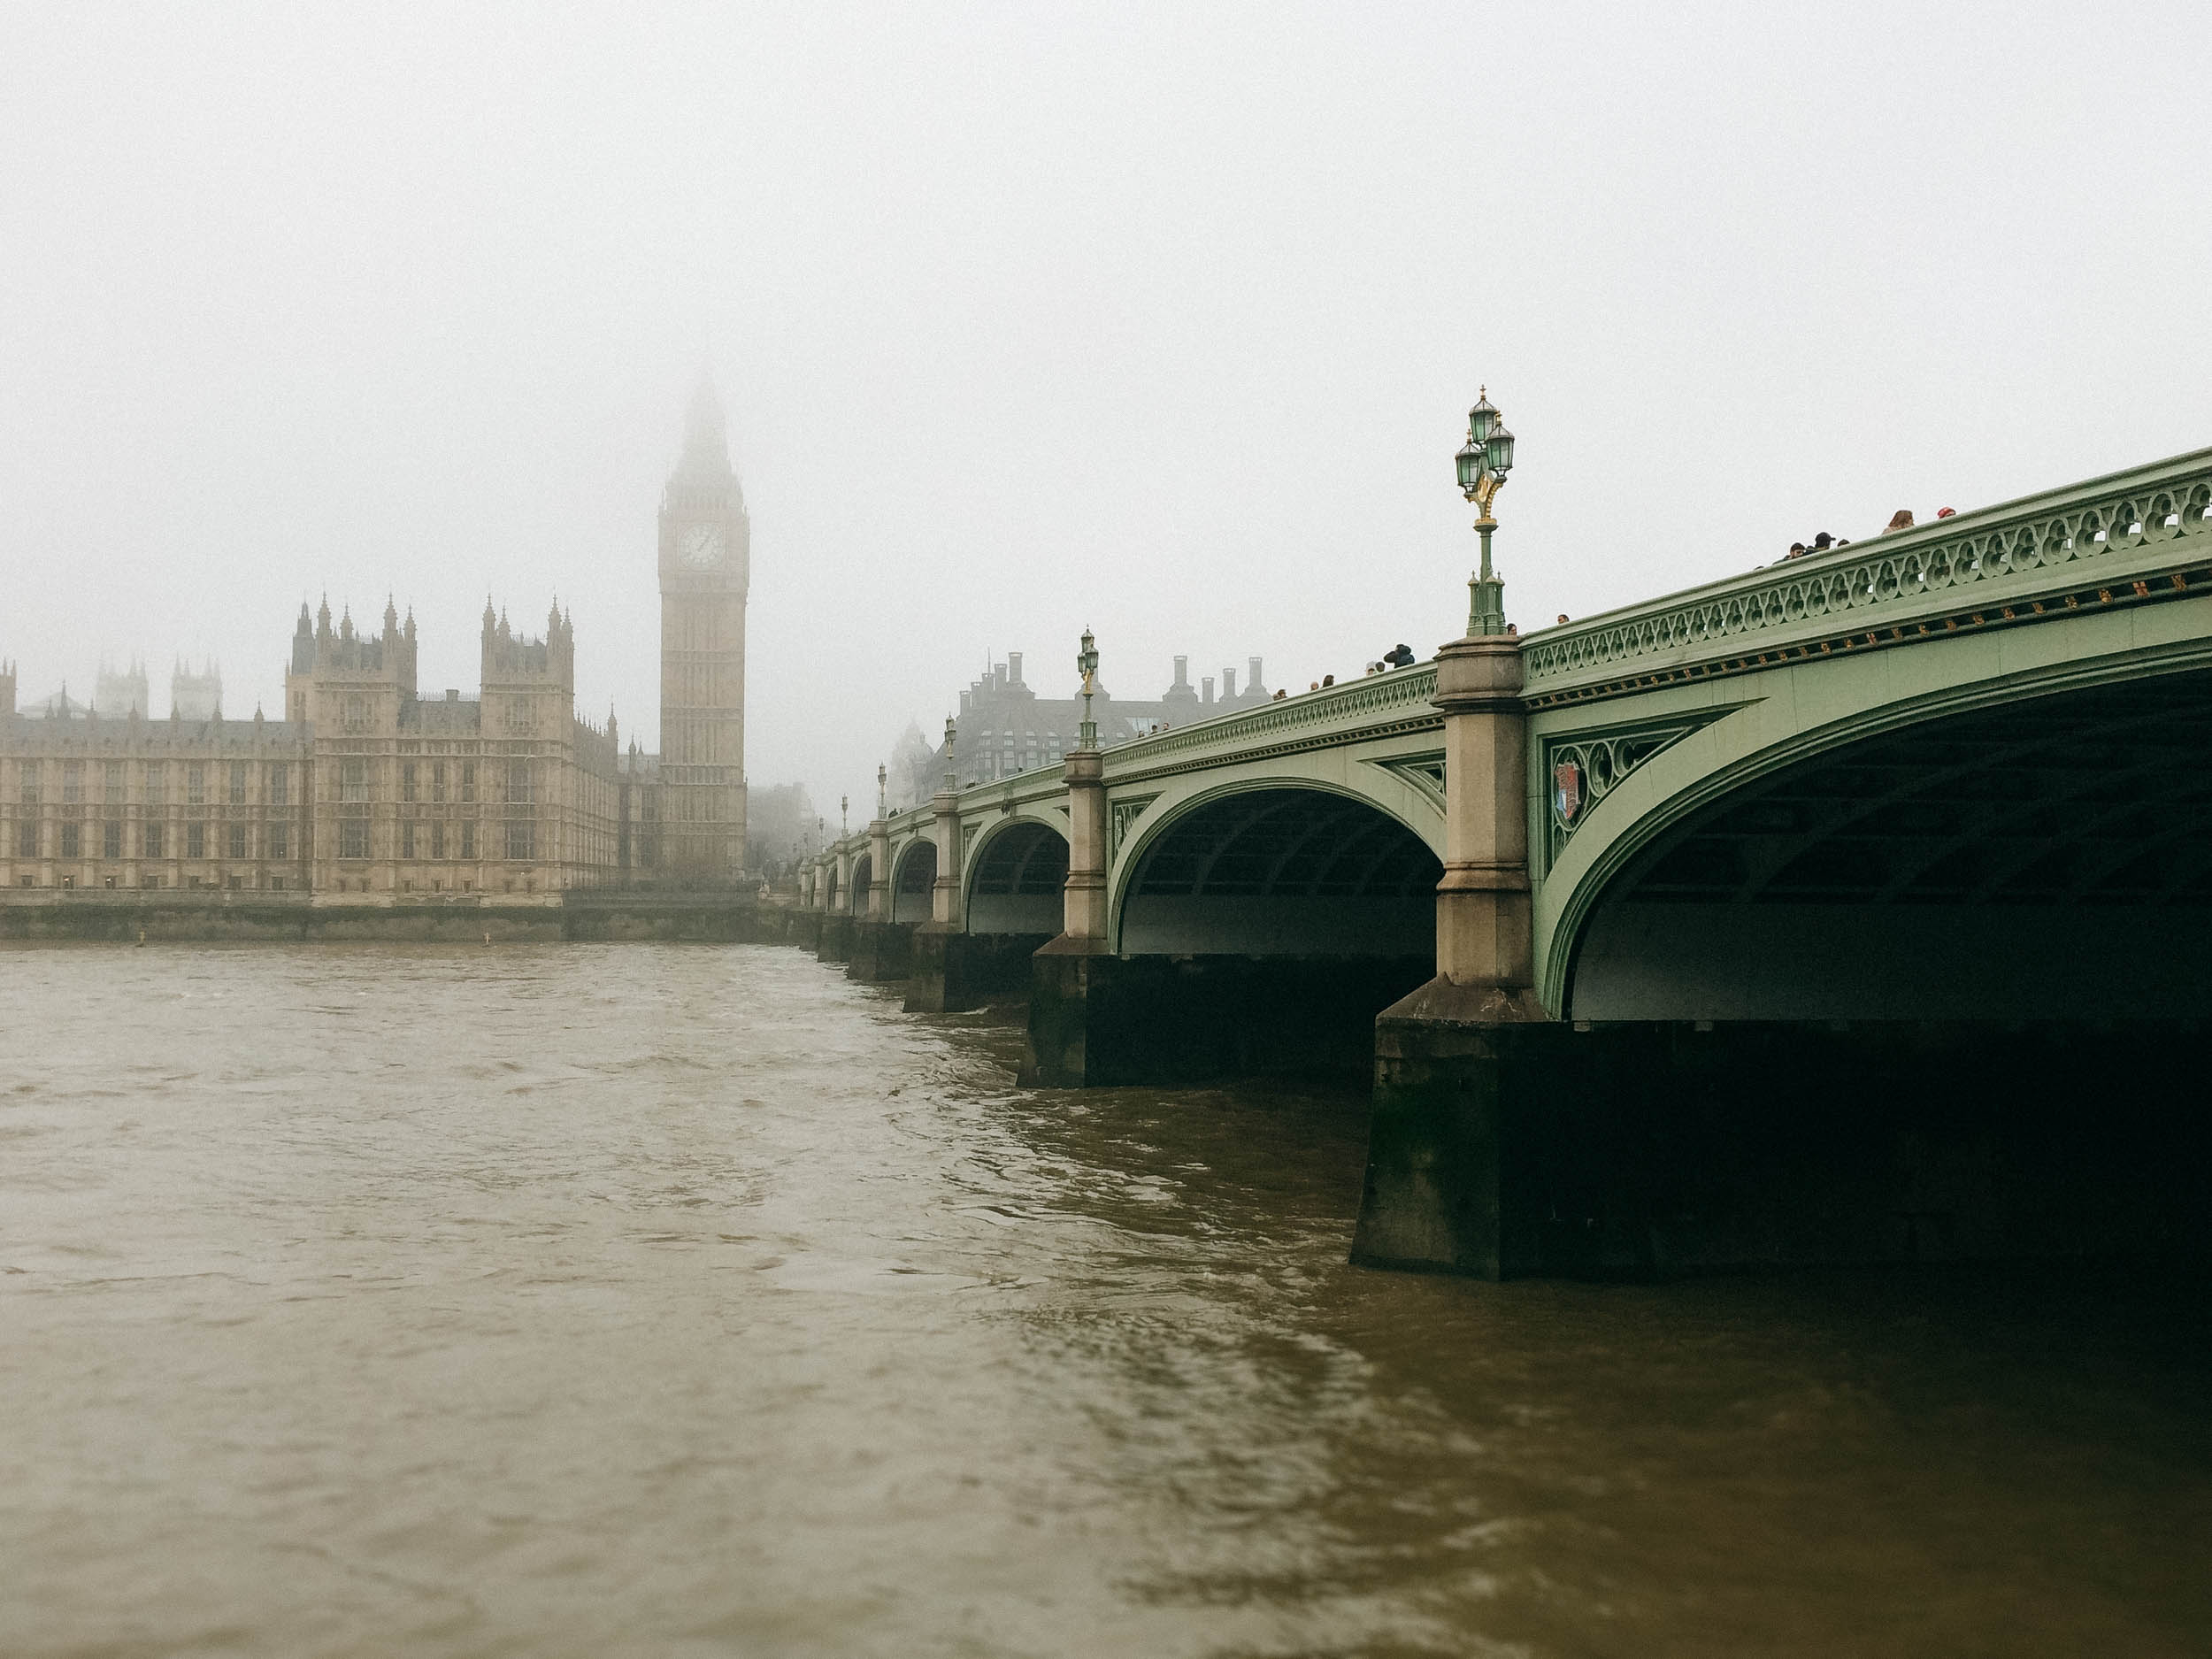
[[0, 889, 788, 943]]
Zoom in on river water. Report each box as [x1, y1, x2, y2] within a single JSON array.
[[2, 943, 2208, 1657]]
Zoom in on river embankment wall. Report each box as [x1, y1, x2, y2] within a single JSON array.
[[0, 892, 791, 943]]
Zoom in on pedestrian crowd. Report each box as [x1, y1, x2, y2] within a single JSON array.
[[1782, 504, 1958, 561]]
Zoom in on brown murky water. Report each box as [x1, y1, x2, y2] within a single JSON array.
[[3, 943, 2208, 1657]]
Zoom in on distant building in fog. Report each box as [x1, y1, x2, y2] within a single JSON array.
[[170, 659, 221, 720], [94, 660, 149, 718], [910, 651, 1271, 792]]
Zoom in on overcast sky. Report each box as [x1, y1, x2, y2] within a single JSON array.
[[4, 3, 2208, 813]]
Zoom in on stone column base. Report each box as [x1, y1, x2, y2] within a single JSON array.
[[1352, 980, 1555, 1279], [816, 912, 856, 964], [1354, 995, 2212, 1279], [847, 919, 913, 982], [1018, 937, 1113, 1085], [1021, 946, 1433, 1089], [907, 928, 1051, 1014]]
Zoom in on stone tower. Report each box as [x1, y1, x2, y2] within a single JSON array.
[[172, 657, 222, 720], [657, 373, 749, 879], [94, 658, 150, 718]]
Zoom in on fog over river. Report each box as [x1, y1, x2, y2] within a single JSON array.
[[3, 944, 2207, 1656]]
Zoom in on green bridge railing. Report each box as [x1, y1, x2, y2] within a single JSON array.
[[1520, 446, 2212, 689]]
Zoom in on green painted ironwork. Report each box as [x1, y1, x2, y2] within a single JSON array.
[[1538, 709, 1740, 870], [1521, 448, 2212, 695]]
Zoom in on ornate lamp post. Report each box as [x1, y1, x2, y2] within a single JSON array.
[[942, 716, 958, 791], [1076, 627, 1100, 749], [1455, 388, 1517, 636], [877, 764, 887, 819], [841, 795, 849, 838]]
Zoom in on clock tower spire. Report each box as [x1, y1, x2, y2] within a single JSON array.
[[657, 369, 749, 879]]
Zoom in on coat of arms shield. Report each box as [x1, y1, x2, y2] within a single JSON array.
[[1553, 757, 1584, 826]]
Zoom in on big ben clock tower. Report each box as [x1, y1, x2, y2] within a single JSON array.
[[657, 373, 749, 879]]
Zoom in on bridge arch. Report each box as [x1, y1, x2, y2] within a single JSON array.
[[1110, 781, 1441, 956], [891, 837, 937, 924], [1541, 657, 2212, 1020], [849, 851, 872, 910], [963, 814, 1069, 934], [822, 863, 841, 911]]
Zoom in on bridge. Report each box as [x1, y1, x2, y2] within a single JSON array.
[[787, 444, 2212, 1277]]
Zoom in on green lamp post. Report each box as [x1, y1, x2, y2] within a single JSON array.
[[942, 716, 957, 792], [1455, 388, 1517, 636], [1076, 627, 1100, 750]]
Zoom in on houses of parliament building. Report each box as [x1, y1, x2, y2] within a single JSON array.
[[0, 382, 749, 901]]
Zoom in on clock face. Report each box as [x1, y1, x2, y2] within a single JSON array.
[[679, 523, 724, 569]]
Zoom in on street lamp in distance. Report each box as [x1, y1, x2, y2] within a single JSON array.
[[1455, 388, 1517, 636], [1076, 628, 1100, 750]]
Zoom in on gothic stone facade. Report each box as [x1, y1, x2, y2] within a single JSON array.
[[0, 600, 623, 901]]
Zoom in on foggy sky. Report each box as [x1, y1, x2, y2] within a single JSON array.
[[4, 3, 2208, 818]]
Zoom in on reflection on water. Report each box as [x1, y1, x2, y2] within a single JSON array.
[[2, 943, 2208, 1657]]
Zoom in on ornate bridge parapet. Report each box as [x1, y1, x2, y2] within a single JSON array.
[[1520, 447, 2212, 709]]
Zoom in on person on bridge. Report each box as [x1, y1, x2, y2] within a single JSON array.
[[1885, 509, 1916, 533], [1384, 643, 1416, 668]]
